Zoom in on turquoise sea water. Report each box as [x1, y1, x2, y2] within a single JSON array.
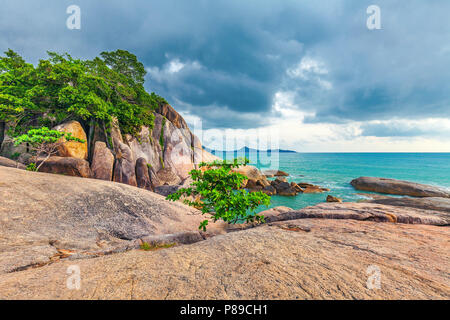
[[221, 153, 450, 211]]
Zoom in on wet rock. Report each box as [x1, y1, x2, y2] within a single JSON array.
[[327, 195, 343, 203]]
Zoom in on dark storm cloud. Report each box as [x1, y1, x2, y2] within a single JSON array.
[[0, 0, 449, 131]]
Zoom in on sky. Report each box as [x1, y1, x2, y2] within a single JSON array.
[[1, 0, 449, 152]]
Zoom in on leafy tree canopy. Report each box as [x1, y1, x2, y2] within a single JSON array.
[[167, 158, 271, 231], [0, 49, 167, 138]]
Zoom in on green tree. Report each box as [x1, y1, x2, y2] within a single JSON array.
[[167, 158, 271, 231], [0, 49, 167, 140], [14, 127, 85, 171]]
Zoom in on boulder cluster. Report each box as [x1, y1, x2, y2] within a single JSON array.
[[0, 104, 219, 192]]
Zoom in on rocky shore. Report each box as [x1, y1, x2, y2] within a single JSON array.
[[0, 166, 449, 299]]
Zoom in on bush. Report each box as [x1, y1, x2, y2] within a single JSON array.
[[14, 126, 85, 171], [166, 158, 271, 231]]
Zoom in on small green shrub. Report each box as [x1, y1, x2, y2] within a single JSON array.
[[26, 162, 37, 171], [10, 152, 20, 160], [140, 242, 175, 251], [167, 158, 271, 231], [14, 127, 85, 171]]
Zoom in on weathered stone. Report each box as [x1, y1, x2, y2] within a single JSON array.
[[156, 103, 188, 129], [261, 185, 277, 196], [351, 176, 450, 198], [135, 158, 153, 191], [0, 166, 227, 275], [36, 156, 91, 178], [91, 141, 114, 181], [263, 170, 289, 177], [0, 156, 26, 169], [113, 142, 137, 187], [53, 121, 88, 160], [156, 167, 182, 186], [366, 196, 450, 213], [262, 202, 449, 225], [1, 217, 448, 299], [327, 195, 343, 203]]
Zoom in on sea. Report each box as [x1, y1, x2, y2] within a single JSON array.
[[218, 152, 450, 211]]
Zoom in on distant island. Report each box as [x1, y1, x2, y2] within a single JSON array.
[[203, 146, 297, 154]]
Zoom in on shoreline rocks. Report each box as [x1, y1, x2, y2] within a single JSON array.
[[351, 176, 450, 198]]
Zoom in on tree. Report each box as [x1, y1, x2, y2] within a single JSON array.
[[166, 158, 271, 231], [0, 49, 167, 140], [14, 127, 85, 171]]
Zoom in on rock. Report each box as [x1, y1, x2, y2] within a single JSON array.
[[262, 185, 276, 196], [0, 123, 27, 158], [113, 142, 137, 187], [263, 202, 450, 226], [36, 156, 91, 178], [154, 185, 182, 197], [135, 158, 153, 191], [233, 165, 270, 188], [366, 196, 450, 214], [351, 177, 450, 198], [1, 217, 448, 299], [0, 166, 227, 275], [90, 142, 114, 181], [0, 156, 26, 170], [291, 182, 304, 193], [327, 195, 342, 203], [53, 121, 88, 160], [156, 167, 182, 186], [263, 170, 289, 177], [156, 103, 188, 129], [274, 176, 288, 183], [300, 183, 328, 193]]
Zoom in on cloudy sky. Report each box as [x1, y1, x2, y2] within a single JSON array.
[[1, 0, 450, 151]]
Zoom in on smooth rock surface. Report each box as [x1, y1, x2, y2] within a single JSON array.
[[53, 121, 88, 160], [113, 142, 137, 187], [1, 218, 448, 299], [351, 176, 450, 198], [0, 156, 26, 169], [263, 202, 450, 225], [37, 156, 91, 178], [135, 158, 153, 191], [366, 196, 450, 214], [90, 141, 114, 181], [0, 167, 226, 274]]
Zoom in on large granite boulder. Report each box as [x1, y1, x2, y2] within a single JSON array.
[[351, 177, 450, 198], [113, 142, 137, 187], [0, 166, 227, 275], [53, 121, 88, 160], [90, 141, 114, 181], [36, 156, 91, 178], [135, 157, 153, 191]]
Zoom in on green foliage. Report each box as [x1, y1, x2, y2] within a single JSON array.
[[140, 242, 176, 251], [147, 163, 152, 169], [159, 117, 166, 149], [26, 162, 37, 172], [14, 126, 85, 171], [167, 158, 271, 231], [14, 126, 84, 147], [10, 152, 20, 160], [0, 49, 167, 137]]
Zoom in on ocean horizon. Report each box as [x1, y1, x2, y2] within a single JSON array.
[[217, 152, 450, 211]]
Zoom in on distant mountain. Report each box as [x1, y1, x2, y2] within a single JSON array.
[[203, 146, 297, 154]]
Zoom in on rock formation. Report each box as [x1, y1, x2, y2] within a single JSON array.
[[351, 176, 450, 198]]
